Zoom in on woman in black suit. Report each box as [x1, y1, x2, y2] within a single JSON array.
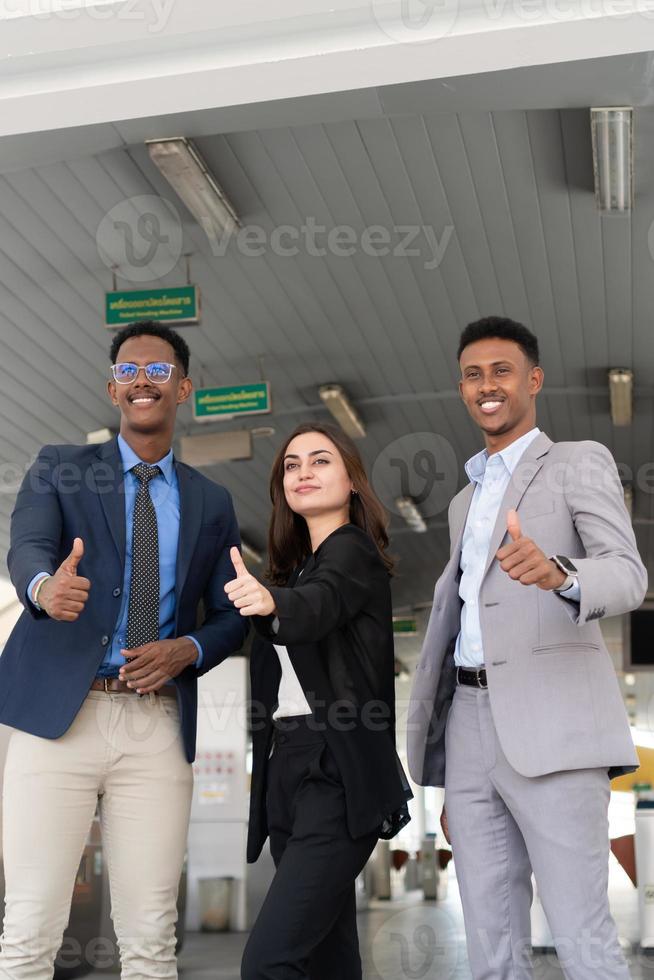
[[225, 422, 411, 980]]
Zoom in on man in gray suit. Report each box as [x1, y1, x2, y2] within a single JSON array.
[[408, 316, 646, 979]]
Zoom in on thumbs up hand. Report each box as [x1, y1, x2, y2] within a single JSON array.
[[496, 510, 567, 590], [35, 537, 92, 621], [507, 509, 522, 542], [224, 546, 276, 617]]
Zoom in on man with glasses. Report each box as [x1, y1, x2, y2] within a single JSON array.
[[0, 320, 247, 979]]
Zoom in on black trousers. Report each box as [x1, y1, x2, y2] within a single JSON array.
[[241, 716, 377, 980]]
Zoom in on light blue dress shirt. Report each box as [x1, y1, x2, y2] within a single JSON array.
[[28, 435, 203, 676], [454, 427, 580, 669]]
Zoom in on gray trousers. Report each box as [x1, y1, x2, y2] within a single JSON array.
[[444, 682, 630, 980]]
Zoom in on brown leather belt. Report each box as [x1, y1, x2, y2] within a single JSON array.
[[90, 678, 177, 698]]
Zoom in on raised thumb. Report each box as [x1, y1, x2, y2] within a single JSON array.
[[230, 546, 248, 577], [507, 509, 522, 541], [61, 537, 84, 575]]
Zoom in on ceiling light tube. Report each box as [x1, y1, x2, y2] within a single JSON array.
[[590, 108, 633, 213], [609, 368, 633, 426], [623, 483, 634, 519], [146, 137, 240, 239], [86, 427, 116, 444], [395, 496, 427, 533], [318, 384, 366, 439], [241, 540, 263, 565]]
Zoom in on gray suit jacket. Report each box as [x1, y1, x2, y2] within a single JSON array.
[[407, 432, 646, 787]]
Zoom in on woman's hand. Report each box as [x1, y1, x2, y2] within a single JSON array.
[[225, 547, 276, 617]]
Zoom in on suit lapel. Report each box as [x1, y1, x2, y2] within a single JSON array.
[[175, 461, 204, 603], [90, 438, 126, 569], [482, 431, 553, 579], [450, 483, 475, 561]]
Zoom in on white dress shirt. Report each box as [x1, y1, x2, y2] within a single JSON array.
[[270, 568, 312, 719], [454, 427, 581, 669], [272, 643, 312, 719]]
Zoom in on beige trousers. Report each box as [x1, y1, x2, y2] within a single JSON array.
[[0, 690, 193, 980]]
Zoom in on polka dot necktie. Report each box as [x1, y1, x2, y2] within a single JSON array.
[[125, 463, 161, 650]]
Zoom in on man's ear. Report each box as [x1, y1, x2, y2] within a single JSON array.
[[177, 376, 193, 405], [107, 380, 119, 407], [530, 365, 544, 395]]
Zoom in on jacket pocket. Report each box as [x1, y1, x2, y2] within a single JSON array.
[[532, 642, 600, 655], [519, 497, 555, 519]]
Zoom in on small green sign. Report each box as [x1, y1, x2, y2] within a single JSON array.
[[393, 617, 417, 635], [193, 382, 271, 421], [105, 286, 200, 327]]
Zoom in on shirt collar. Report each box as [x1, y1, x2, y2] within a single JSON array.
[[465, 427, 541, 486], [117, 434, 174, 485]]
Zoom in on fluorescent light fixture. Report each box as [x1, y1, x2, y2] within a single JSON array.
[[608, 368, 633, 426], [86, 427, 115, 444], [179, 430, 253, 466], [623, 483, 634, 518], [146, 138, 240, 239], [590, 108, 633, 213], [241, 541, 263, 565], [395, 496, 427, 533], [318, 384, 366, 439]]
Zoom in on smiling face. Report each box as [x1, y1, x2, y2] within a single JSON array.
[[107, 333, 192, 438], [458, 337, 543, 446], [282, 431, 354, 520]]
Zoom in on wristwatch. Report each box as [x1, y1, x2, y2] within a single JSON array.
[[549, 555, 578, 593]]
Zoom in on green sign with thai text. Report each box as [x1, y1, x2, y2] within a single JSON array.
[[105, 286, 200, 326], [392, 617, 417, 635], [193, 382, 271, 421]]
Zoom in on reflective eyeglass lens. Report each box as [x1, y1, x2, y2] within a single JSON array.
[[146, 362, 172, 383], [113, 363, 138, 383]]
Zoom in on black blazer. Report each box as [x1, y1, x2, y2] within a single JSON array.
[[247, 523, 411, 863], [2, 438, 248, 761]]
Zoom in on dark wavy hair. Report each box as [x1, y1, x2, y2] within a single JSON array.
[[266, 422, 394, 585]]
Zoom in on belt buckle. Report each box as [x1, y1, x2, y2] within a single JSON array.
[[103, 677, 110, 694], [477, 669, 487, 690]]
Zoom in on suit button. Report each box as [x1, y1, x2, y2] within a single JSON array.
[[113, 588, 121, 597], [101, 635, 110, 646]]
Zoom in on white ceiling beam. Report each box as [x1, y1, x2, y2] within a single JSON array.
[[1, 0, 654, 137]]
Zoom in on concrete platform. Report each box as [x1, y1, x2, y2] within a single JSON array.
[[92, 854, 646, 979]]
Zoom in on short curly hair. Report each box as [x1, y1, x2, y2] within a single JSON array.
[[457, 316, 539, 366], [109, 321, 190, 375]]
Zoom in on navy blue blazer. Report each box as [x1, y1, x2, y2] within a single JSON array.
[[1, 437, 247, 762]]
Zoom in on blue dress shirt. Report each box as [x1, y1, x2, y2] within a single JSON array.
[[454, 427, 581, 669], [28, 435, 203, 676]]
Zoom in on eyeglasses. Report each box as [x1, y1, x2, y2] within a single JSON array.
[[111, 362, 177, 385]]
